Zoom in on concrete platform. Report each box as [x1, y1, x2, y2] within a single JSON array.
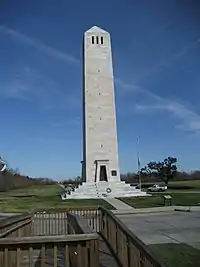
[[116, 210, 200, 249]]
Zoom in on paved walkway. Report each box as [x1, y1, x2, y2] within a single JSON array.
[[104, 198, 135, 211], [115, 210, 200, 250], [112, 205, 200, 215]]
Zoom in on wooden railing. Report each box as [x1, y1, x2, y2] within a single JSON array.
[[0, 208, 100, 267], [0, 234, 99, 267], [67, 212, 95, 234], [33, 207, 99, 235], [0, 206, 167, 267], [0, 213, 32, 238], [98, 207, 165, 267]]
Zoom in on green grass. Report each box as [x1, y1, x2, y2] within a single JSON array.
[[0, 184, 114, 212], [119, 192, 200, 208], [164, 180, 200, 191], [149, 243, 200, 267]]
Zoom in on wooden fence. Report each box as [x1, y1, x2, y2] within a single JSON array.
[[0, 206, 168, 267], [0, 234, 99, 267], [98, 207, 165, 267], [33, 207, 99, 235], [0, 208, 100, 267]]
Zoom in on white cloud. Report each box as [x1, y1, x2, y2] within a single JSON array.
[[146, 101, 200, 133], [115, 35, 200, 135], [121, 82, 200, 134], [1, 25, 199, 134], [114, 78, 139, 92], [0, 79, 30, 100], [0, 66, 79, 111], [0, 25, 79, 64]]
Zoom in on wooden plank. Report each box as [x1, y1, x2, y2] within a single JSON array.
[[99, 236, 119, 267], [0, 233, 99, 245], [4, 248, 8, 267], [0, 220, 32, 238], [65, 245, 70, 267], [0, 213, 31, 228], [29, 247, 33, 267]]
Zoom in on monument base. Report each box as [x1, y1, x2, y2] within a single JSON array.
[[61, 181, 147, 199]]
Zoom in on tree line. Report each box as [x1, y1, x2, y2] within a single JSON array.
[[121, 156, 200, 185], [62, 156, 200, 186], [0, 166, 56, 192], [1, 156, 199, 191]]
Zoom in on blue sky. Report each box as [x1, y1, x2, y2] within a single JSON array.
[[0, 0, 200, 180]]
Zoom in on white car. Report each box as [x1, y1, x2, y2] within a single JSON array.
[[147, 184, 167, 192]]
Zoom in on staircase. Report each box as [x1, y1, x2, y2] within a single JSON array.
[[62, 181, 147, 199]]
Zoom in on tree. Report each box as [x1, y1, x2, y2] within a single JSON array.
[[141, 157, 177, 185]]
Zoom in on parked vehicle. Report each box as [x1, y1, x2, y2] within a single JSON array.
[[147, 184, 167, 192]]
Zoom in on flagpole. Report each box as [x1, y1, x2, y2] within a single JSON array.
[[136, 138, 141, 190]]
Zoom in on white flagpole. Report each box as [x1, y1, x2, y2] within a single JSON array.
[[136, 138, 141, 190]]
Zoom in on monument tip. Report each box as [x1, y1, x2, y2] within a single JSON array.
[[85, 26, 108, 34]]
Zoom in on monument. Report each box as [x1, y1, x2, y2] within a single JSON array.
[[62, 26, 146, 199], [82, 25, 120, 184]]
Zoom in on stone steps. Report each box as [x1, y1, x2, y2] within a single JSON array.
[[61, 181, 147, 199]]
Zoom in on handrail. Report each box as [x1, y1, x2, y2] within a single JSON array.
[[98, 206, 166, 267], [0, 218, 32, 238], [0, 234, 99, 267], [66, 213, 99, 267], [35, 206, 99, 213], [67, 212, 94, 234], [0, 213, 31, 229], [0, 233, 98, 245], [0, 209, 100, 267], [33, 207, 99, 236], [0, 213, 32, 238]]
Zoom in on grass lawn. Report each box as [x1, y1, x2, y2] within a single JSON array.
[[165, 180, 200, 191], [0, 184, 114, 212], [149, 243, 200, 267], [119, 192, 200, 208]]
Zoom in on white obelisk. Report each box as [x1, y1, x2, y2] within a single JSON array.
[[82, 26, 120, 183]]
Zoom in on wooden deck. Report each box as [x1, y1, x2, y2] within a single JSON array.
[[10, 236, 118, 267], [99, 236, 119, 267], [18, 214, 119, 267], [0, 208, 165, 267]]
